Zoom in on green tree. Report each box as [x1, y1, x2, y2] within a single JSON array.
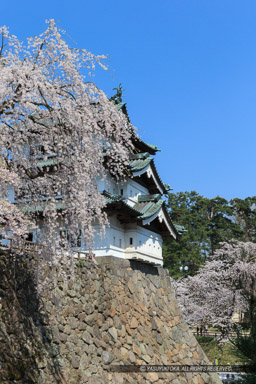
[[230, 197, 256, 242], [163, 191, 243, 277], [163, 191, 208, 278], [235, 325, 256, 384], [205, 196, 243, 255]]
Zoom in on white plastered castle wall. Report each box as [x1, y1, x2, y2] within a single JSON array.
[[4, 172, 165, 266], [92, 174, 164, 265], [89, 214, 163, 266], [97, 174, 149, 201]]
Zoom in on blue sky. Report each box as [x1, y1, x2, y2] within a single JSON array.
[[2, 1, 256, 200]]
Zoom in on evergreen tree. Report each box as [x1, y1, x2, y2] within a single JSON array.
[[205, 196, 243, 255], [164, 191, 243, 277], [163, 191, 207, 277], [230, 197, 256, 242]]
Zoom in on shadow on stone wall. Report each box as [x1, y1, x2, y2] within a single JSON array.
[[0, 252, 222, 384], [0, 250, 64, 384], [130, 260, 159, 275]]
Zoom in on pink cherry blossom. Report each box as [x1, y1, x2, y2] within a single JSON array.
[[0, 20, 134, 255], [174, 241, 256, 329]]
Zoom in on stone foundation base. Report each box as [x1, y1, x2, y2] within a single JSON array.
[[0, 252, 221, 384]]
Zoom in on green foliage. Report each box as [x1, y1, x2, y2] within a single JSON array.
[[195, 336, 214, 343], [231, 197, 256, 242], [163, 191, 256, 277], [233, 332, 256, 384], [163, 191, 208, 277], [237, 373, 256, 384], [197, 338, 250, 366], [76, 260, 85, 268], [233, 330, 256, 368]]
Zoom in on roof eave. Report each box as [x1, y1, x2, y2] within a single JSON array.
[[132, 137, 160, 155]]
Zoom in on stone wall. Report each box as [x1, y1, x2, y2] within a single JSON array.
[[0, 250, 222, 384]]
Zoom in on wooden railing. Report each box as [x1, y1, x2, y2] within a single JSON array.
[[0, 237, 42, 253], [75, 249, 95, 261], [0, 237, 95, 259]]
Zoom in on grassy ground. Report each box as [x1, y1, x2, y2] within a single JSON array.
[[196, 336, 251, 365]]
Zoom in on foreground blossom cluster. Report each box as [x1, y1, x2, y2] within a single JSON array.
[[173, 241, 256, 330], [0, 164, 33, 236], [0, 20, 134, 253]]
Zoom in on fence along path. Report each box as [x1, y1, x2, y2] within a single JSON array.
[[193, 330, 248, 339]]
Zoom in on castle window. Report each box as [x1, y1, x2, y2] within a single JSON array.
[[30, 144, 45, 157], [113, 236, 116, 246], [59, 229, 67, 247], [77, 230, 82, 247], [26, 233, 33, 242], [120, 189, 123, 196], [60, 229, 67, 239], [129, 237, 133, 245]]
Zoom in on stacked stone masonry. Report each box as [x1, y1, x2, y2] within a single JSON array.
[[0, 250, 222, 384]]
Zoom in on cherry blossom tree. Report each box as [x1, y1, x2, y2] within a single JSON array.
[[0, 162, 33, 236], [0, 20, 134, 254], [174, 241, 256, 331]]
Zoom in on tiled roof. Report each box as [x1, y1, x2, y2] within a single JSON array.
[[129, 157, 152, 172], [103, 191, 141, 217], [103, 192, 124, 205], [133, 199, 163, 220], [19, 202, 64, 213], [132, 137, 160, 155], [128, 153, 168, 195], [104, 191, 163, 221], [138, 194, 162, 203], [133, 197, 179, 238], [144, 142, 160, 152], [149, 161, 169, 195]]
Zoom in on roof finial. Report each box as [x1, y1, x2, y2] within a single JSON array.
[[110, 84, 127, 111], [109, 84, 131, 122], [110, 84, 123, 104]]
